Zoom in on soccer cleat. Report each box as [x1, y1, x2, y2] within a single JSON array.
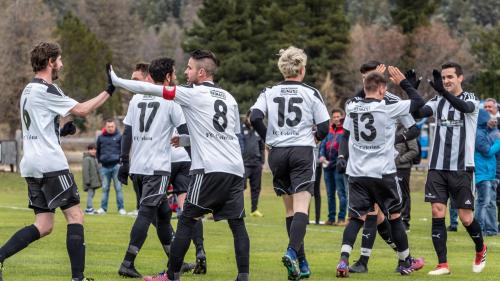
[[282, 248, 301, 281], [180, 262, 195, 274], [349, 260, 367, 273], [299, 258, 311, 279], [336, 259, 349, 278], [473, 244, 487, 273], [399, 257, 424, 275], [118, 263, 142, 278], [428, 263, 451, 275], [447, 225, 457, 232], [72, 278, 94, 281], [142, 272, 178, 281], [193, 248, 207, 274], [250, 210, 264, 217]]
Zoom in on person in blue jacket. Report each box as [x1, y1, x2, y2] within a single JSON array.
[[474, 108, 500, 236]]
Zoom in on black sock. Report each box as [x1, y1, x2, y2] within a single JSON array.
[[359, 215, 377, 265], [341, 217, 364, 259], [167, 216, 197, 279], [0, 224, 40, 262], [228, 219, 250, 273], [155, 201, 173, 254], [123, 207, 154, 266], [388, 217, 410, 261], [288, 212, 308, 254], [377, 218, 397, 251], [431, 218, 447, 263], [67, 224, 85, 279], [286, 216, 305, 259], [464, 219, 484, 252], [192, 219, 204, 252]]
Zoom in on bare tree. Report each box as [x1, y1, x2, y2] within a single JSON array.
[[0, 0, 54, 137]]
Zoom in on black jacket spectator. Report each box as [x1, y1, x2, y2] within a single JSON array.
[[96, 128, 122, 167], [241, 123, 265, 167]]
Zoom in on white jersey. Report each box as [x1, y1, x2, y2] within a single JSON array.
[[171, 128, 191, 163], [251, 81, 330, 147], [111, 72, 244, 176], [123, 94, 184, 175], [344, 97, 415, 178], [19, 78, 78, 178]]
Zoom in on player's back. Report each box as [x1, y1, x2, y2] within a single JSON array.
[[253, 81, 329, 147], [124, 94, 182, 175], [176, 82, 244, 177], [19, 78, 78, 178], [344, 96, 412, 178]]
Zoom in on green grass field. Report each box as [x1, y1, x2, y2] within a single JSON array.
[[0, 170, 499, 281]]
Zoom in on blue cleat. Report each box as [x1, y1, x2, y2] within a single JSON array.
[[336, 259, 349, 278], [282, 248, 301, 281], [299, 258, 311, 279]]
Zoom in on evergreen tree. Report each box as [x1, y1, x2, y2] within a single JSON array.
[[184, 0, 350, 111], [391, 0, 440, 34], [56, 13, 119, 121], [471, 23, 500, 100]]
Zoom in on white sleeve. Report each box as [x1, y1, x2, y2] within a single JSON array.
[[313, 98, 330, 125], [250, 90, 268, 115], [170, 103, 186, 128], [233, 104, 241, 134], [45, 86, 78, 116], [387, 100, 411, 120], [123, 98, 135, 126], [397, 113, 416, 128], [343, 112, 353, 132], [110, 69, 163, 97], [424, 96, 439, 113], [171, 86, 195, 107]]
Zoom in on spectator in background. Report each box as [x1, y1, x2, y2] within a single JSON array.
[[319, 108, 347, 226], [96, 119, 125, 215], [82, 144, 101, 214], [474, 108, 500, 236], [241, 111, 265, 217], [483, 98, 500, 229], [312, 141, 322, 224], [395, 123, 419, 231]]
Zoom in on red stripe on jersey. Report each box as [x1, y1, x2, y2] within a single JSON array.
[[162, 85, 176, 100]]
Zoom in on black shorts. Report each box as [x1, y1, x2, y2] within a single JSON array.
[[425, 169, 475, 209], [268, 146, 316, 196], [170, 162, 191, 194], [348, 174, 402, 218], [183, 172, 245, 221], [26, 170, 80, 214], [130, 174, 170, 207]]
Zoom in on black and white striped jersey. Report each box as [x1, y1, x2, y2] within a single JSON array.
[[426, 92, 479, 171]]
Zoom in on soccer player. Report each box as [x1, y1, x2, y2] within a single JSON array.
[[116, 57, 190, 278], [413, 63, 485, 275], [0, 42, 114, 281], [336, 70, 424, 277], [348, 61, 423, 274], [109, 49, 249, 281], [250, 46, 330, 281]]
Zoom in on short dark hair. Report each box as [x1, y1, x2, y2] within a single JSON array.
[[364, 72, 387, 92], [148, 57, 175, 83], [360, 60, 381, 74], [30, 42, 62, 72], [105, 118, 115, 124], [331, 108, 344, 116], [135, 63, 149, 75], [87, 143, 96, 150], [190, 49, 219, 76], [441, 62, 463, 76]]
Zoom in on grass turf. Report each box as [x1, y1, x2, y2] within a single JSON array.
[[0, 170, 499, 281]]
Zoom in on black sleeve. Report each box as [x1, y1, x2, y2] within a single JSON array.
[[250, 109, 267, 142], [395, 125, 420, 144], [338, 129, 350, 159], [441, 91, 475, 113], [176, 123, 191, 158], [120, 125, 132, 163], [314, 120, 329, 141], [259, 139, 265, 164], [399, 79, 425, 113], [412, 105, 434, 119]]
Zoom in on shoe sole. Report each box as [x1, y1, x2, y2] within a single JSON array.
[[300, 271, 311, 279], [118, 271, 142, 278], [336, 268, 349, 278], [193, 257, 207, 274], [282, 256, 300, 281]]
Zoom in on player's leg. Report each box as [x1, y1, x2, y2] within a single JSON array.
[[398, 168, 411, 230], [62, 204, 87, 281], [155, 199, 173, 256], [249, 165, 263, 216], [313, 167, 322, 224], [191, 219, 206, 274], [228, 218, 250, 281], [350, 209, 378, 273]]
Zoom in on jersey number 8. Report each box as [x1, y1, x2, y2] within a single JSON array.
[[213, 100, 228, 132]]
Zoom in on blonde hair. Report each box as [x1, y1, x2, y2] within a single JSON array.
[[277, 46, 307, 78]]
